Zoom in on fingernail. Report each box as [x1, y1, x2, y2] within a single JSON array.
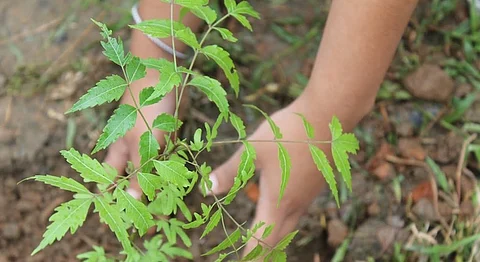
[[127, 188, 142, 200]]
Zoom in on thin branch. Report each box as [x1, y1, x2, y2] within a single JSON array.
[[455, 133, 477, 204]]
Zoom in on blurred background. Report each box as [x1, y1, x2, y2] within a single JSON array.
[[1, 0, 480, 261]]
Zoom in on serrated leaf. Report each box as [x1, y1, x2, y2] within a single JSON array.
[[275, 230, 298, 250], [32, 198, 92, 255], [130, 19, 186, 38], [262, 224, 275, 239], [67, 75, 127, 113], [223, 177, 242, 205], [153, 113, 182, 132], [277, 143, 291, 204], [175, 0, 208, 7], [201, 209, 221, 238], [91, 19, 112, 38], [101, 37, 129, 67], [265, 250, 287, 262], [224, 0, 236, 12], [175, 27, 200, 49], [242, 244, 263, 261], [214, 27, 238, 42], [191, 6, 217, 24], [77, 246, 114, 262], [226, 1, 260, 31], [235, 1, 260, 18], [245, 104, 282, 139], [138, 172, 162, 201], [309, 145, 339, 206], [189, 75, 229, 116], [139, 87, 164, 107], [176, 198, 192, 222], [230, 112, 246, 139], [126, 56, 146, 83], [115, 187, 154, 236], [93, 104, 137, 154], [238, 141, 256, 186], [231, 14, 253, 31], [148, 62, 182, 102], [153, 160, 191, 187], [201, 45, 239, 96], [205, 112, 225, 151], [329, 116, 359, 191], [93, 197, 134, 255], [28, 175, 91, 194], [139, 131, 160, 173], [203, 228, 242, 256], [61, 148, 116, 184], [296, 113, 315, 139]]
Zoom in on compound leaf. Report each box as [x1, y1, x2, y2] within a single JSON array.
[[67, 75, 127, 113], [32, 198, 92, 255], [61, 148, 116, 184], [93, 104, 137, 154]]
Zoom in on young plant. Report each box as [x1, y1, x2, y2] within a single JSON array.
[[24, 1, 359, 261]]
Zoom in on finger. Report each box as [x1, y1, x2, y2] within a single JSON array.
[[208, 146, 245, 195], [104, 139, 129, 175]]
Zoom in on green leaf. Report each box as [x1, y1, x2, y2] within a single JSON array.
[[61, 148, 116, 184], [114, 187, 154, 236], [130, 19, 186, 38], [309, 145, 339, 206], [238, 141, 256, 186], [443, 93, 477, 123], [265, 250, 287, 262], [205, 114, 225, 151], [175, 27, 200, 49], [329, 116, 359, 191], [426, 157, 450, 193], [201, 209, 221, 238], [175, 0, 208, 7], [277, 143, 291, 204], [245, 104, 282, 139], [139, 87, 164, 107], [138, 172, 162, 201], [126, 56, 146, 83], [93, 104, 137, 154], [153, 113, 183, 132], [275, 230, 298, 250], [235, 1, 261, 18], [28, 175, 91, 194], [139, 131, 160, 173], [296, 113, 315, 139], [191, 6, 217, 25], [262, 224, 275, 239], [91, 19, 112, 38], [190, 128, 204, 151], [242, 244, 263, 261], [153, 160, 191, 187], [201, 45, 239, 96], [77, 246, 114, 262], [32, 198, 92, 255], [92, 20, 129, 66], [148, 62, 182, 102], [67, 75, 127, 113], [203, 228, 242, 256], [230, 112, 246, 139], [189, 75, 229, 116], [93, 197, 134, 256], [226, 1, 260, 31], [214, 27, 238, 42]]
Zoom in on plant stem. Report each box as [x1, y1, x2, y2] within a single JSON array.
[[122, 67, 153, 135]]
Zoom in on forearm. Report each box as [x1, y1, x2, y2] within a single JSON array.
[[299, 0, 418, 130]]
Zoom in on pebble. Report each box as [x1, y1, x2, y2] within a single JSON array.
[[404, 64, 454, 102], [412, 198, 438, 221], [327, 219, 349, 247]]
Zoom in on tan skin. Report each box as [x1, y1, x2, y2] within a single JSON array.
[[105, 0, 419, 254]]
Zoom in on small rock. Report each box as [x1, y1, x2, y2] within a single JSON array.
[[327, 219, 349, 247], [398, 138, 426, 160], [2, 223, 21, 240], [367, 202, 380, 216], [404, 64, 454, 102], [412, 198, 438, 221], [396, 122, 414, 137], [387, 215, 405, 228], [411, 181, 434, 203], [372, 162, 396, 180]]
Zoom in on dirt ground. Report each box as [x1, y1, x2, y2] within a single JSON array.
[[1, 0, 480, 261]]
